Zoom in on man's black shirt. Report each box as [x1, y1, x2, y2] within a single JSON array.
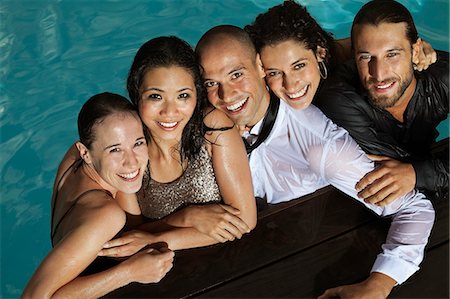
[[316, 50, 449, 202]]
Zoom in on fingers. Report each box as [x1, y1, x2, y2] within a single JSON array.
[[375, 192, 401, 207], [317, 287, 339, 299], [226, 214, 250, 234], [414, 40, 436, 71], [355, 167, 387, 192], [99, 232, 150, 257], [157, 245, 171, 253], [429, 50, 437, 64], [102, 236, 129, 249], [366, 154, 390, 161], [212, 227, 238, 243], [98, 245, 132, 257], [220, 204, 240, 215], [158, 249, 175, 261], [223, 214, 251, 236], [192, 204, 250, 242], [219, 205, 250, 233], [359, 180, 397, 205], [217, 205, 250, 235]]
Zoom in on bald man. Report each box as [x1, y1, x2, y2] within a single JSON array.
[[196, 25, 435, 298]]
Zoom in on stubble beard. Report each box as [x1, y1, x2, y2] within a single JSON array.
[[366, 67, 414, 110]]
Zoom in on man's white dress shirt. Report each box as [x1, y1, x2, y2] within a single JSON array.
[[245, 100, 435, 284]]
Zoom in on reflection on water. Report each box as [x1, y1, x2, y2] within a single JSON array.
[[1, 0, 448, 296]]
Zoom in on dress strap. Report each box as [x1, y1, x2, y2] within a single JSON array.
[[50, 159, 82, 241]]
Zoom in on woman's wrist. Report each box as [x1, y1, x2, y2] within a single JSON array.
[[166, 205, 198, 227]]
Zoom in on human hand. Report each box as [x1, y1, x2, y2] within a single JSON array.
[[189, 204, 250, 242], [413, 38, 437, 71], [124, 246, 174, 284], [355, 155, 416, 207], [236, 124, 249, 136], [98, 230, 155, 258], [317, 272, 396, 299]]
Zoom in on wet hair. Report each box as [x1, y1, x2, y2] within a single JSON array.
[[127, 36, 205, 163], [78, 92, 137, 149], [196, 25, 257, 63], [351, 0, 419, 46], [245, 0, 336, 68]]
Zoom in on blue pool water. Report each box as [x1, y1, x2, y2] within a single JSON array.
[[1, 0, 448, 297]]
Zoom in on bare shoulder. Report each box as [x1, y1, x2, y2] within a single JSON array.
[[203, 107, 235, 130], [77, 191, 126, 233]]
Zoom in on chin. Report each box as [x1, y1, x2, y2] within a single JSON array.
[[120, 183, 142, 194], [288, 99, 311, 110]]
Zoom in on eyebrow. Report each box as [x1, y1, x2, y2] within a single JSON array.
[[264, 58, 307, 71], [228, 65, 245, 75], [103, 136, 146, 151], [291, 58, 307, 66], [387, 48, 404, 52], [178, 87, 194, 92], [202, 65, 246, 82], [356, 48, 404, 55], [141, 87, 193, 93], [104, 143, 120, 151], [142, 87, 163, 93]]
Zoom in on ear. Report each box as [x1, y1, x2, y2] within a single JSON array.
[[255, 53, 266, 78], [411, 37, 423, 65], [76, 141, 92, 164], [315, 46, 327, 62]]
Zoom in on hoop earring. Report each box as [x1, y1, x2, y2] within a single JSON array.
[[318, 60, 328, 80]]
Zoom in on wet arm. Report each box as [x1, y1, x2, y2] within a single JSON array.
[[205, 109, 257, 230], [22, 201, 127, 298], [316, 134, 434, 288]]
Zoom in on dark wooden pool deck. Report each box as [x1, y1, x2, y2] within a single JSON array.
[[105, 139, 449, 299]]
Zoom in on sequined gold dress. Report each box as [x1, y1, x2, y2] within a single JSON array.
[[137, 146, 222, 219]]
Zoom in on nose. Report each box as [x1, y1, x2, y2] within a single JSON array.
[[368, 57, 388, 81], [283, 73, 297, 93], [123, 150, 139, 169], [218, 82, 235, 103], [161, 100, 179, 117]]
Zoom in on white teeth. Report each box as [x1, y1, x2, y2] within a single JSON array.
[[159, 121, 178, 128], [376, 82, 393, 89], [118, 170, 139, 179], [226, 98, 247, 111], [287, 85, 308, 99]]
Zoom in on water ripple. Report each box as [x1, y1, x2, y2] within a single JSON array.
[[38, 4, 60, 62]]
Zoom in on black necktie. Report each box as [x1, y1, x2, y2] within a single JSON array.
[[243, 91, 280, 154]]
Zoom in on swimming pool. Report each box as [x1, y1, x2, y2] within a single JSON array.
[[1, 0, 448, 297]]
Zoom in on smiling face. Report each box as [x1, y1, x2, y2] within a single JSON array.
[[85, 112, 148, 194], [138, 66, 197, 143], [260, 39, 323, 110], [198, 37, 269, 127], [353, 22, 418, 109]]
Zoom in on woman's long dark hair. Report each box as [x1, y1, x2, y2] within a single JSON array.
[[127, 36, 205, 163]]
